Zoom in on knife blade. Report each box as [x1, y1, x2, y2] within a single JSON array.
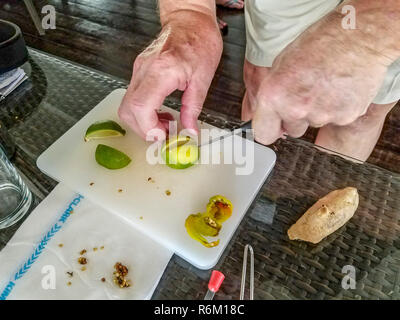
[[199, 121, 252, 148]]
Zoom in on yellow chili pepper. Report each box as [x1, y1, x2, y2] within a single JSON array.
[[185, 195, 233, 248], [185, 214, 220, 248], [206, 195, 233, 223]]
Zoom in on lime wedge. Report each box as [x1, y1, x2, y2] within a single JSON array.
[[161, 135, 199, 169], [85, 120, 126, 142], [95, 144, 131, 170]]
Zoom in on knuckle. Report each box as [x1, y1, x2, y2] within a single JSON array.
[[253, 125, 277, 146], [309, 113, 331, 127], [129, 99, 147, 113], [256, 83, 285, 110], [190, 104, 203, 115], [286, 125, 308, 138], [120, 94, 146, 117], [335, 109, 361, 126], [285, 105, 308, 121]]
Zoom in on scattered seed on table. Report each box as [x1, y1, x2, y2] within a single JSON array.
[[139, 216, 143, 220], [100, 246, 104, 250], [80, 249, 87, 255], [81, 266, 86, 271], [67, 281, 72, 286], [78, 257, 87, 265], [58, 243, 63, 248], [165, 190, 171, 196], [66, 271, 73, 277], [118, 189, 123, 193], [101, 277, 106, 282], [93, 247, 98, 252]]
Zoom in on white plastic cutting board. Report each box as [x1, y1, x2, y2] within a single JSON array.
[[37, 89, 276, 269]]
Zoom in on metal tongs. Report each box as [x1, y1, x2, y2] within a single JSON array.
[[240, 244, 254, 300]]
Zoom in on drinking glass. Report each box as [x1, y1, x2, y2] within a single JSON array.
[[0, 123, 32, 229]]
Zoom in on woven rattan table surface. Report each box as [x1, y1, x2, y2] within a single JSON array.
[[1, 49, 400, 300]]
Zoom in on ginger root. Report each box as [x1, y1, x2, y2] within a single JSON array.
[[288, 187, 359, 244]]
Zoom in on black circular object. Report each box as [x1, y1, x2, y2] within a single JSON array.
[[0, 20, 28, 73]]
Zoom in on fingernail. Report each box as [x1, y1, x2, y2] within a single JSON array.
[[186, 128, 198, 136]]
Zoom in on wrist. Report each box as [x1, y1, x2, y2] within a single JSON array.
[[159, 0, 216, 26], [159, 9, 222, 55]]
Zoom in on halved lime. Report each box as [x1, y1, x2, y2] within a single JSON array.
[[95, 144, 131, 170], [85, 120, 126, 142], [161, 135, 199, 169]]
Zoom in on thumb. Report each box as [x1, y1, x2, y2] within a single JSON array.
[[180, 80, 208, 135]]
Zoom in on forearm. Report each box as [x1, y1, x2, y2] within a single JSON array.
[[159, 0, 216, 26], [333, 0, 400, 63]]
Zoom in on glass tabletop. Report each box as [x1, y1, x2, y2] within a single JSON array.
[[1, 48, 400, 300]]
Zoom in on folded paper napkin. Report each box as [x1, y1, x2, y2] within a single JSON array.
[[0, 67, 28, 101], [0, 184, 172, 300]]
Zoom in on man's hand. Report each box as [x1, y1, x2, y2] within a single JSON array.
[[119, 4, 222, 141], [243, 0, 400, 145]]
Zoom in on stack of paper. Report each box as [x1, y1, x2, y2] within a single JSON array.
[[0, 68, 28, 101]]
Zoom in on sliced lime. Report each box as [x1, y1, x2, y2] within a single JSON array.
[[161, 135, 199, 169], [95, 144, 131, 170], [85, 120, 126, 142]]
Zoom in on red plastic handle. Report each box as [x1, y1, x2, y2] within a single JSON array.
[[208, 270, 225, 293]]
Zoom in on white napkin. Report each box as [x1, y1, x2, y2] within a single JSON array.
[[0, 68, 28, 100], [0, 184, 172, 300]]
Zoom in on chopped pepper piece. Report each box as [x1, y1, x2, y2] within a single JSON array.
[[206, 195, 233, 223], [185, 195, 233, 248], [185, 213, 220, 248]]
